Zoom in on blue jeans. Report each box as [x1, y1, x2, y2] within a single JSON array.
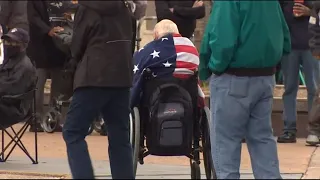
[[282, 50, 319, 133], [62, 87, 134, 179], [210, 74, 281, 179]]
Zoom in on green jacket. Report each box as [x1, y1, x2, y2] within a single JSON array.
[[199, 1, 291, 80]]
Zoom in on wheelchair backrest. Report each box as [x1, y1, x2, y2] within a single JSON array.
[[142, 75, 199, 108]]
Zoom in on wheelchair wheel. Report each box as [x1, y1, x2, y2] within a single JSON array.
[[42, 108, 61, 133], [202, 107, 217, 179], [130, 107, 141, 177], [190, 161, 201, 179], [93, 115, 105, 134]]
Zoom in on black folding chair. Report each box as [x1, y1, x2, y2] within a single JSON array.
[[0, 89, 38, 164]]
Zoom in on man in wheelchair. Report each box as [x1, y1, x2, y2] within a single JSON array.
[[0, 28, 36, 128], [129, 20, 212, 178], [130, 19, 205, 109]]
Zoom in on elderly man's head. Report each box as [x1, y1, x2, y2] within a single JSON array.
[[153, 19, 179, 40]]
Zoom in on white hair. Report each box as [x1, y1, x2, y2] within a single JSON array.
[[154, 19, 179, 38]]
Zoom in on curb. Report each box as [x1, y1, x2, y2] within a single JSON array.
[[0, 170, 68, 179]]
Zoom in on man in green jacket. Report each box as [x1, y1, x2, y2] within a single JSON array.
[[199, 1, 290, 179]]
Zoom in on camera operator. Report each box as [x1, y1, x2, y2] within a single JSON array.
[[27, 1, 73, 132]]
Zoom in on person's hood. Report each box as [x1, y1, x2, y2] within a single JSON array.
[[79, 1, 124, 16]]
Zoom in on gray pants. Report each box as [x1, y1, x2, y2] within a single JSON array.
[[36, 68, 61, 118], [308, 57, 320, 136], [210, 74, 281, 179]]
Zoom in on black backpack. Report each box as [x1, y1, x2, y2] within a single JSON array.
[[146, 83, 194, 156]]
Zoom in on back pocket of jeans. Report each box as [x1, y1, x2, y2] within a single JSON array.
[[228, 76, 249, 98]]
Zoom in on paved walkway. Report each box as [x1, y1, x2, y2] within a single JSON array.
[[0, 126, 319, 179], [0, 157, 304, 179]]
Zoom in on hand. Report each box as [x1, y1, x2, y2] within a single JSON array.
[[193, 0, 203, 8], [293, 3, 311, 17], [169, 8, 173, 13], [48, 26, 64, 37]]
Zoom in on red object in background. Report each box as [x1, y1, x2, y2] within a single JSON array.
[[293, 0, 304, 17]]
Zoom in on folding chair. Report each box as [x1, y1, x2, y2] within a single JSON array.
[[0, 88, 38, 164]]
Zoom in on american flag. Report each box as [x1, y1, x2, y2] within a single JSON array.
[[130, 33, 205, 108]]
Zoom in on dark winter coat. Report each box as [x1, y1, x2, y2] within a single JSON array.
[[309, 1, 320, 56], [155, 0, 205, 38], [0, 52, 37, 128], [72, 1, 133, 89], [282, 0, 313, 50], [26, 1, 67, 69], [0, 1, 29, 32]]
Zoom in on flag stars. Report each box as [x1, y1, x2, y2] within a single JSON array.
[[161, 37, 168, 41], [163, 61, 172, 67], [133, 64, 139, 74], [152, 72, 157, 77], [150, 50, 160, 58]]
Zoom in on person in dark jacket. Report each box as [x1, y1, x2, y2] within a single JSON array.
[[129, 0, 147, 54], [155, 0, 205, 39], [0, 28, 37, 128], [277, 1, 320, 143], [0, 1, 29, 33], [27, 1, 70, 132], [306, 1, 320, 145], [62, 1, 134, 179]]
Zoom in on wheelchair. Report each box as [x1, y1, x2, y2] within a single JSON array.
[[41, 96, 104, 135], [129, 72, 216, 179]]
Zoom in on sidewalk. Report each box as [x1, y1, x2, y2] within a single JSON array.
[[0, 157, 304, 179], [0, 128, 318, 179]]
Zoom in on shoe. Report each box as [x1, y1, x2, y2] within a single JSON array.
[[306, 134, 320, 146], [29, 123, 44, 132], [277, 132, 296, 143]]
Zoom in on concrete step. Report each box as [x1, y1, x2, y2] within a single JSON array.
[[44, 85, 308, 112], [203, 85, 308, 112]]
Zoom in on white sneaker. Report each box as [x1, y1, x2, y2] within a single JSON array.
[[306, 135, 320, 146]]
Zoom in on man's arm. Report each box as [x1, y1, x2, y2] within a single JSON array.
[[280, 6, 291, 55], [172, 5, 205, 19], [133, 0, 147, 20], [155, 0, 183, 21], [70, 7, 93, 64], [206, 1, 240, 75], [9, 1, 29, 31], [0, 1, 10, 27], [27, 1, 51, 35]]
